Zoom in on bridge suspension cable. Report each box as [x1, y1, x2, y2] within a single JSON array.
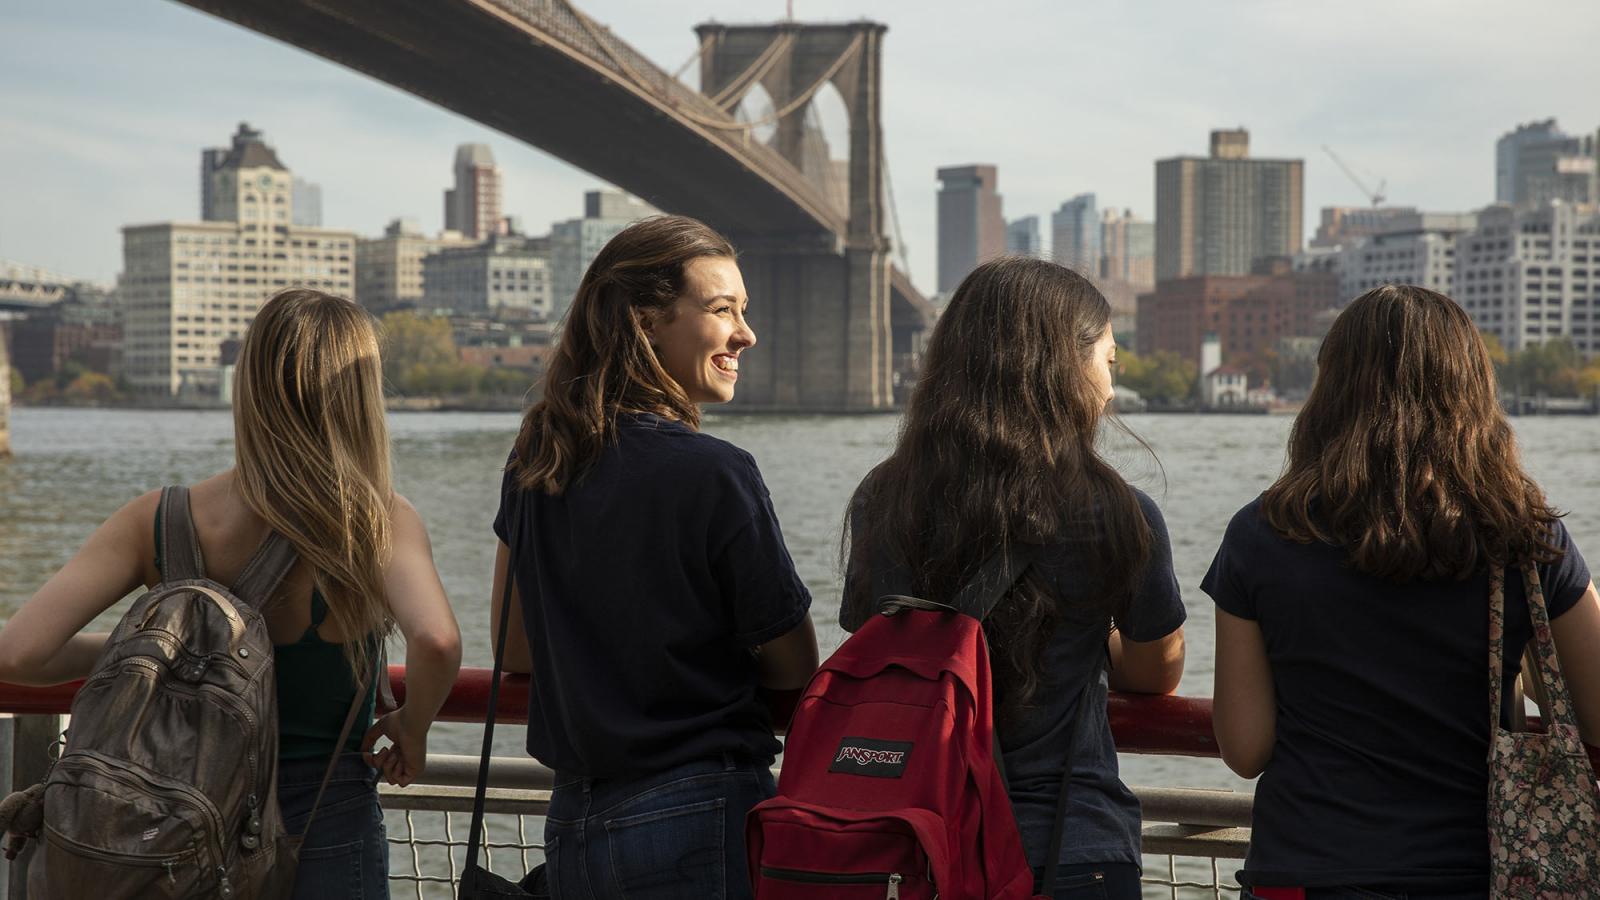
[[707, 32, 795, 109], [881, 142, 911, 276], [562, 1, 861, 136]]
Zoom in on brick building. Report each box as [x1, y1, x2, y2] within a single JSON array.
[[1135, 259, 1340, 370]]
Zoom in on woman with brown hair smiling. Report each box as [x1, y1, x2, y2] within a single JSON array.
[[489, 215, 819, 899], [1207, 284, 1600, 899]]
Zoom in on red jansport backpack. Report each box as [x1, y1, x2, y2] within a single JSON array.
[[748, 550, 1073, 900]]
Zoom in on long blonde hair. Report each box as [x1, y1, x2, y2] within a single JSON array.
[[233, 289, 394, 676]]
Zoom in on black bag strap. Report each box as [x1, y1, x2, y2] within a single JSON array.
[[1039, 672, 1096, 895], [464, 526, 519, 884]]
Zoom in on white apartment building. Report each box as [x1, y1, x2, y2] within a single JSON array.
[[1455, 202, 1600, 357], [123, 126, 355, 398], [356, 218, 473, 311], [422, 234, 551, 318], [1338, 213, 1478, 300], [549, 191, 656, 321]]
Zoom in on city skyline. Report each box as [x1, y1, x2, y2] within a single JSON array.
[[3, 0, 1598, 293]]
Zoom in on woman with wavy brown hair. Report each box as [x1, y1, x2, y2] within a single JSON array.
[[0, 289, 463, 898], [489, 215, 818, 899], [840, 257, 1187, 900], [1207, 284, 1600, 899]]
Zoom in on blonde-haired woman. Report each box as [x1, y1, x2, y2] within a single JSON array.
[[0, 289, 462, 899]]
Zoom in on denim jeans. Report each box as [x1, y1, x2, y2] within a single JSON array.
[[543, 755, 776, 900], [1036, 861, 1142, 900], [278, 753, 390, 900]]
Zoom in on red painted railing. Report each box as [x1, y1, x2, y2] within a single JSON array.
[[0, 666, 1224, 757]]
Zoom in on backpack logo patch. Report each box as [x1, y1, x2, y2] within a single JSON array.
[[828, 737, 913, 778]]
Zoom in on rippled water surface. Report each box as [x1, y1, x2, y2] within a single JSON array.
[[4, 407, 1599, 792]]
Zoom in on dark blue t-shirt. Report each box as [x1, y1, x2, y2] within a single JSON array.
[[494, 413, 812, 779], [1202, 497, 1593, 889], [841, 488, 1187, 869]]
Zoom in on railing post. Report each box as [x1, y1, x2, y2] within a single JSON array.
[[5, 714, 62, 899]]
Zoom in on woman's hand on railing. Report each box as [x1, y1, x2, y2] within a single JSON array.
[[362, 706, 431, 787]]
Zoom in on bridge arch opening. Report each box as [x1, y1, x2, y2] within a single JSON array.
[[734, 82, 778, 145], [802, 82, 851, 218]]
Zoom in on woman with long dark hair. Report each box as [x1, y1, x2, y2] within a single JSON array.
[[1207, 285, 1600, 898], [490, 215, 819, 899], [840, 256, 1187, 900]]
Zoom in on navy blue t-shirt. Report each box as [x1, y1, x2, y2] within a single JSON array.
[[841, 488, 1187, 869], [493, 413, 812, 779], [1203, 497, 1593, 889]]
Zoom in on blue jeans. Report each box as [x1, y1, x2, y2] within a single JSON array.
[[1036, 862, 1142, 900], [544, 755, 776, 900], [278, 753, 390, 900]]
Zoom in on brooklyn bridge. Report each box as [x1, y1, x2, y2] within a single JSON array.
[[175, 0, 934, 413]]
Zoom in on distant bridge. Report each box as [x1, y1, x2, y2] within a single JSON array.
[[177, 0, 933, 410]]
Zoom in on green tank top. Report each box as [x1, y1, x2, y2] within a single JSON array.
[[154, 514, 377, 760]]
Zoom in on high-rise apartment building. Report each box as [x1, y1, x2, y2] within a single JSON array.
[[1099, 208, 1154, 288], [1006, 216, 1041, 257], [444, 144, 504, 241], [1337, 212, 1477, 299], [936, 165, 1005, 295], [1155, 129, 1304, 280], [1495, 120, 1598, 210], [549, 190, 657, 321], [123, 125, 356, 398], [1455, 201, 1600, 357], [1051, 194, 1099, 273], [355, 218, 474, 311], [291, 178, 323, 227], [422, 233, 552, 319]]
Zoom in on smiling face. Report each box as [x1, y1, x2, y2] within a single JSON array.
[[645, 256, 756, 405]]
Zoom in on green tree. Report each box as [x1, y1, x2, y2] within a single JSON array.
[[479, 367, 532, 396], [379, 312, 458, 389], [1118, 350, 1196, 405], [62, 371, 118, 405], [8, 368, 22, 398]]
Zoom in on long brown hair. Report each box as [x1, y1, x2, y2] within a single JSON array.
[[843, 257, 1152, 717], [233, 289, 394, 676], [512, 215, 736, 494], [1263, 284, 1562, 581]]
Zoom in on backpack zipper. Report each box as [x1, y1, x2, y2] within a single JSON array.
[[761, 867, 905, 897], [95, 657, 265, 827], [61, 752, 230, 887]]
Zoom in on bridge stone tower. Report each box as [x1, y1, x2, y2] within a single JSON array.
[[695, 22, 894, 411]]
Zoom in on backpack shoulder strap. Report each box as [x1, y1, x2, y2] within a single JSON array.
[[158, 486, 206, 583], [230, 531, 299, 610], [954, 544, 1039, 621]]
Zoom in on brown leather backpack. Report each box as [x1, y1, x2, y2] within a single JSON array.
[[21, 486, 366, 899]]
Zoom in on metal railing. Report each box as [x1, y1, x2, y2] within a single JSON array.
[[0, 669, 1251, 898]]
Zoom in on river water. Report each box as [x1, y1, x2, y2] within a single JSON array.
[[3, 407, 1598, 799]]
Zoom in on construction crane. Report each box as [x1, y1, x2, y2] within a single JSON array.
[[1322, 145, 1388, 207]]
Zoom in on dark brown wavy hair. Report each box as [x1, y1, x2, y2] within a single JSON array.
[[1263, 284, 1562, 581], [842, 257, 1153, 718], [511, 216, 736, 494]]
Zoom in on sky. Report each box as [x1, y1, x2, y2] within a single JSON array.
[[3, 0, 1598, 293]]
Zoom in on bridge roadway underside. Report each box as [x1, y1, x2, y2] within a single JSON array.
[[179, 0, 929, 410]]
